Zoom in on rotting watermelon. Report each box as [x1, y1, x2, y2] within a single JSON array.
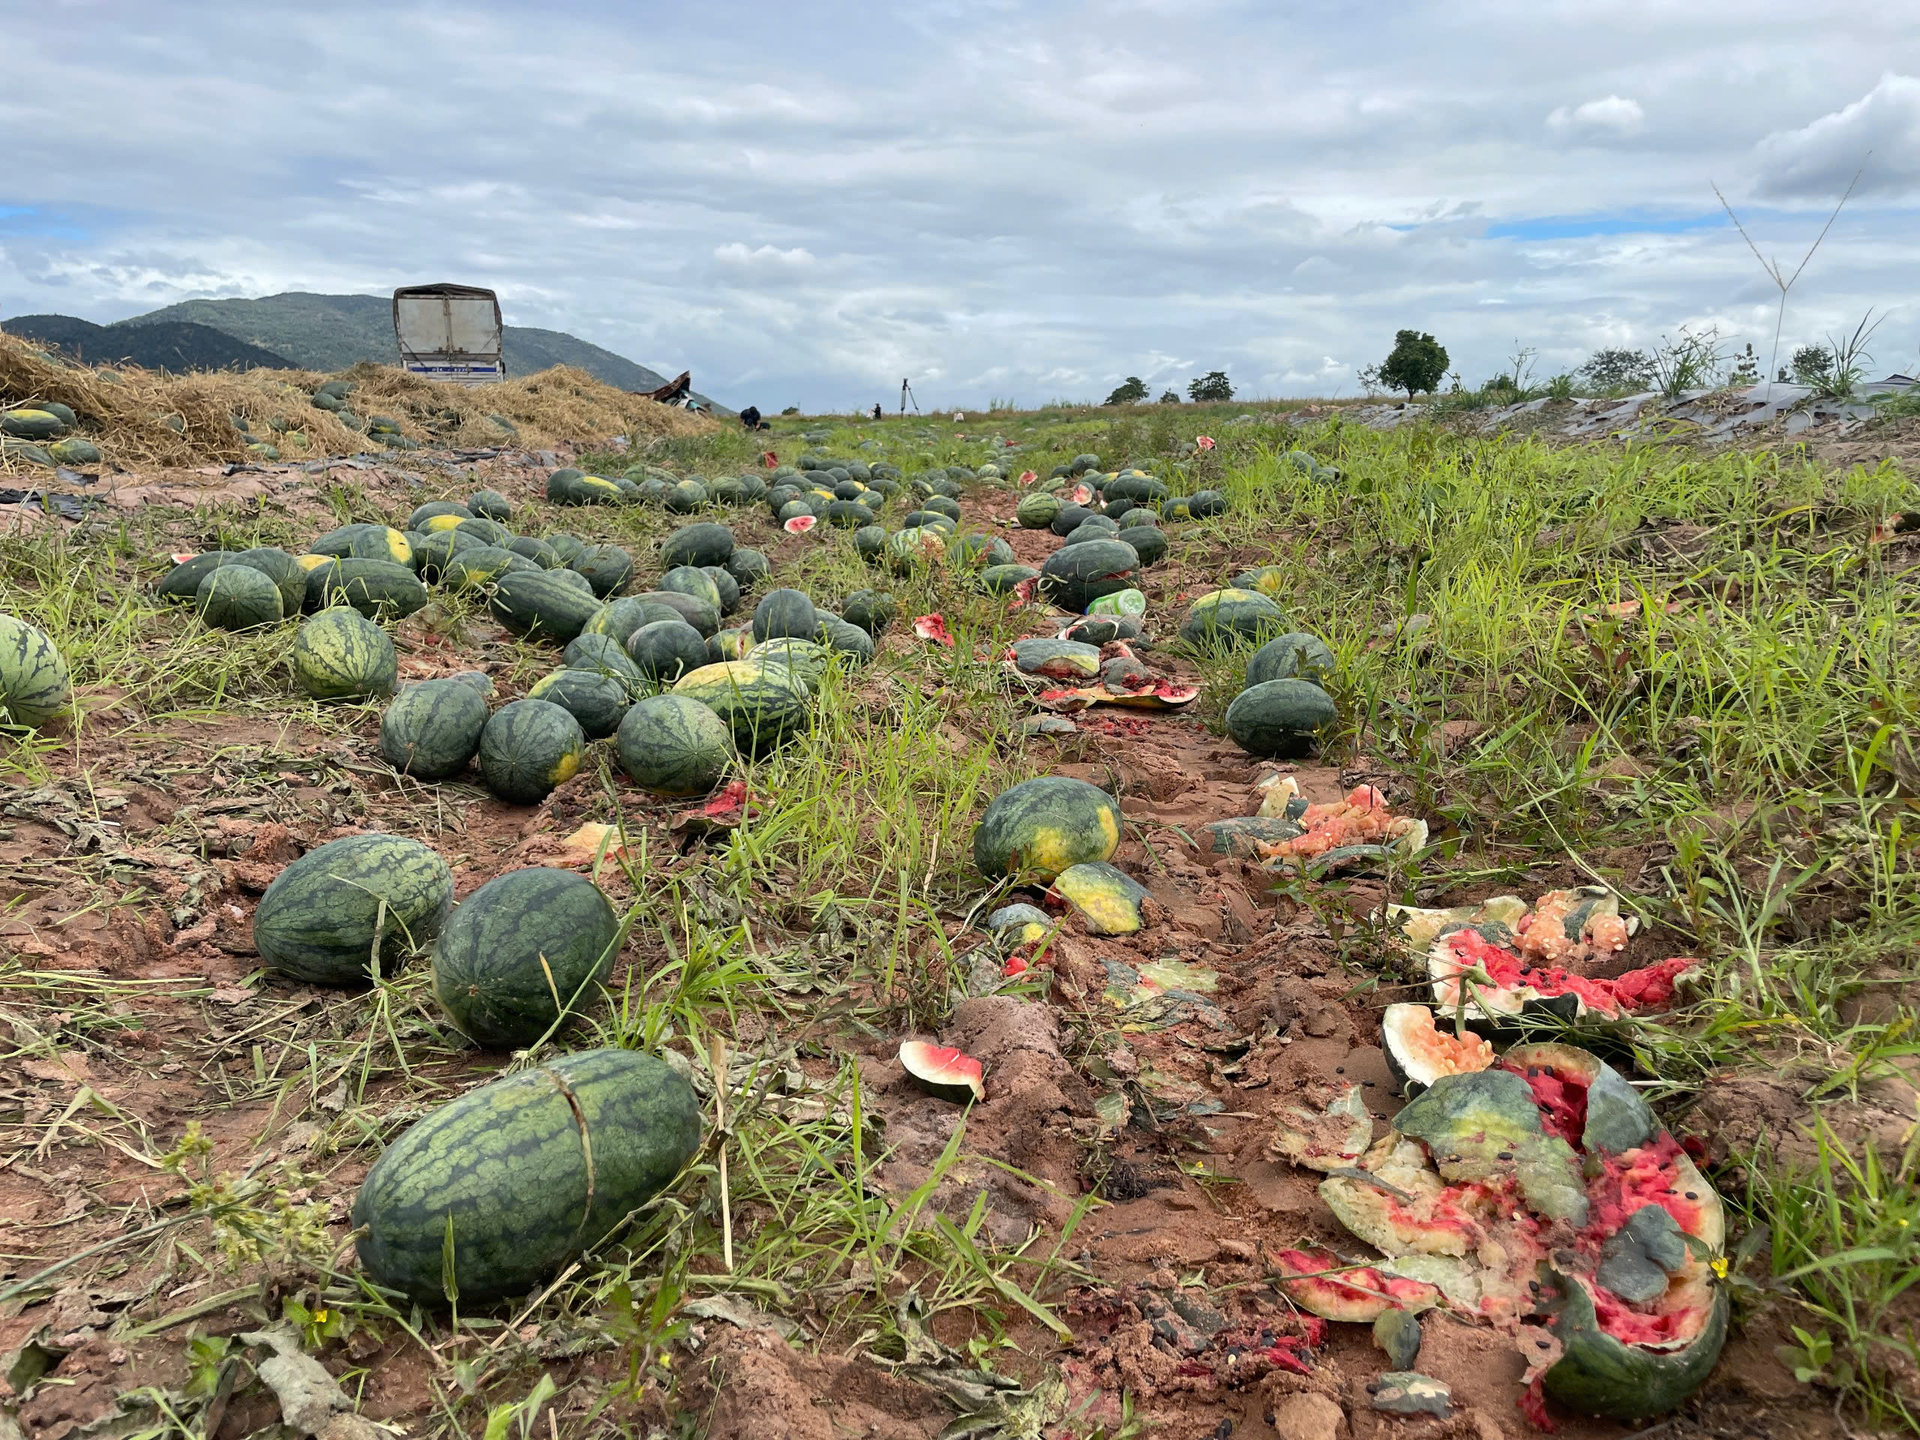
[[352, 1047, 700, 1304], [253, 834, 454, 985], [1049, 861, 1149, 936], [1428, 926, 1696, 1022], [1380, 1003, 1495, 1096], [1273, 1248, 1442, 1323], [899, 1040, 984, 1104], [973, 775, 1122, 882], [431, 868, 622, 1048]]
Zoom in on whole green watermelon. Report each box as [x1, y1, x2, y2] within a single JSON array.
[[352, 1047, 701, 1303], [478, 699, 586, 804], [528, 669, 631, 739], [973, 776, 1122, 882], [0, 614, 72, 727], [253, 833, 454, 984], [291, 609, 397, 702], [380, 678, 491, 779], [432, 868, 622, 1048], [195, 564, 284, 630], [671, 660, 809, 757]]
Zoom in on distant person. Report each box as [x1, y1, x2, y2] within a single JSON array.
[[739, 405, 765, 431], [872, 403, 883, 420]]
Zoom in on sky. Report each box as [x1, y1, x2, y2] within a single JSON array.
[[4, 0, 1919, 412]]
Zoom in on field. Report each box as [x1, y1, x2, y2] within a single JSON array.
[[1, 382, 1916, 1440]]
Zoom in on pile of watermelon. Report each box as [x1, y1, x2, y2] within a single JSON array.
[[1170, 574, 1339, 759], [2, 401, 103, 468]]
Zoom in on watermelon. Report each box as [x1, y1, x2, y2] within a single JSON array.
[[292, 608, 397, 702], [899, 1040, 985, 1104], [841, 590, 895, 634], [1116, 526, 1168, 566], [528, 669, 631, 738], [1180, 589, 1287, 649], [752, 588, 817, 642], [707, 625, 753, 662], [410, 529, 483, 583], [159, 552, 237, 602], [489, 570, 605, 643], [456, 517, 516, 549], [380, 678, 491, 780], [666, 480, 709, 512], [431, 868, 622, 1048], [1225, 679, 1337, 758], [747, 637, 834, 692], [442, 546, 536, 590], [1038, 539, 1138, 612], [1188, 489, 1227, 518], [548, 471, 623, 506], [229, 548, 306, 615], [1, 408, 64, 440], [627, 620, 710, 684], [311, 523, 413, 567], [195, 564, 284, 630], [818, 618, 874, 664], [1380, 1003, 1495, 1096], [699, 565, 741, 615], [581, 596, 673, 648], [632, 589, 718, 638], [973, 776, 1122, 881], [307, 559, 430, 620], [570, 544, 635, 598], [852, 525, 888, 562], [1247, 632, 1336, 688], [723, 547, 768, 589], [1049, 861, 1148, 936], [446, 670, 497, 700], [1015, 492, 1061, 528], [351, 1047, 701, 1304], [901, 509, 956, 534], [479, 699, 587, 804], [0, 615, 72, 727], [409, 501, 473, 530], [671, 660, 810, 757], [507, 536, 562, 569], [886, 527, 947, 574], [951, 533, 1015, 569], [660, 566, 724, 614], [469, 489, 512, 521], [253, 833, 454, 984], [562, 633, 649, 694], [980, 563, 1039, 595], [1049, 504, 1094, 537], [615, 693, 734, 795]]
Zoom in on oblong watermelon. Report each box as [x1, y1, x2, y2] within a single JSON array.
[[292, 608, 397, 702], [569, 544, 635, 598], [352, 1047, 701, 1304], [431, 868, 622, 1048], [562, 633, 649, 694], [195, 564, 284, 630], [158, 552, 237, 603], [306, 558, 431, 620], [1180, 589, 1287, 649], [253, 833, 454, 984], [379, 678, 491, 780], [671, 660, 810, 757], [489, 570, 605, 643], [1225, 678, 1337, 758], [478, 699, 587, 804], [660, 522, 735, 569], [528, 668, 631, 739], [0, 614, 72, 727]]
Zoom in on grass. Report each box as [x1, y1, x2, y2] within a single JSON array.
[[2, 400, 1917, 1434]]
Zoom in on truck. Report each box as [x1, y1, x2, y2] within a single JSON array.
[[392, 283, 504, 384]]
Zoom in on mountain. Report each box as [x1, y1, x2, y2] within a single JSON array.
[[110, 292, 725, 410], [1, 313, 294, 371]]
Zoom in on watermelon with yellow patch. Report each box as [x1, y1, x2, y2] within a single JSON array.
[[477, 699, 586, 804], [973, 776, 1122, 882]]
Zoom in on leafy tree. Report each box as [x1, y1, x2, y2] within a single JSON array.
[[1378, 331, 1448, 400], [1104, 376, 1148, 406], [1158, 389, 1181, 403], [1577, 348, 1654, 394], [1791, 344, 1833, 383], [1187, 370, 1233, 402]]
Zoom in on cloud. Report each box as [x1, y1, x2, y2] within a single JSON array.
[[1754, 74, 1920, 198], [1547, 96, 1646, 138], [713, 243, 815, 268]]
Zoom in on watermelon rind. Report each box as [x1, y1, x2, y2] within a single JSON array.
[[431, 868, 622, 1048], [351, 1047, 701, 1304], [253, 833, 454, 984]]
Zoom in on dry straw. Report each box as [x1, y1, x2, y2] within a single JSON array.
[[0, 331, 716, 472]]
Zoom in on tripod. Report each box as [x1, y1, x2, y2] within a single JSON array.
[[899, 379, 919, 415]]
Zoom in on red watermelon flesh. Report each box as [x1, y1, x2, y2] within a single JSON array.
[[899, 1040, 984, 1103]]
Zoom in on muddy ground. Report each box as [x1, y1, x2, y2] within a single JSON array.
[[0, 442, 1884, 1440]]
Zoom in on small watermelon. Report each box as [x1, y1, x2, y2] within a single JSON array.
[[615, 694, 733, 795], [0, 614, 72, 727], [432, 868, 622, 1048], [253, 833, 454, 984], [528, 668, 631, 739], [478, 699, 587, 804], [291, 608, 397, 702], [380, 678, 491, 779]]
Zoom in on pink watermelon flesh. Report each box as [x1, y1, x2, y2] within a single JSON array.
[[899, 1040, 984, 1102], [783, 515, 818, 534]]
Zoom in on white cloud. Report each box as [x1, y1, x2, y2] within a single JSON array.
[[1547, 96, 1646, 137], [1755, 74, 1920, 197], [713, 243, 815, 268]]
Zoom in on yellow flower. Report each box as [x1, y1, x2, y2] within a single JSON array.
[[1710, 1257, 1729, 1279]]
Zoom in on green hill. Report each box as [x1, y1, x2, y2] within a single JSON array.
[[2, 313, 294, 372], [113, 293, 726, 411]]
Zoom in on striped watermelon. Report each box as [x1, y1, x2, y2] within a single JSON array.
[[478, 699, 586, 804], [0, 615, 71, 727], [291, 608, 397, 702], [615, 694, 733, 795], [671, 660, 809, 757], [379, 678, 491, 779], [253, 833, 454, 984]]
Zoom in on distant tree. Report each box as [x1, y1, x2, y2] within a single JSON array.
[[1187, 370, 1234, 402], [1378, 331, 1449, 400], [1356, 363, 1384, 396], [1791, 344, 1833, 384], [1104, 376, 1148, 406], [1159, 389, 1181, 403], [1577, 348, 1654, 394], [1729, 342, 1760, 388], [780, 405, 800, 415]]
